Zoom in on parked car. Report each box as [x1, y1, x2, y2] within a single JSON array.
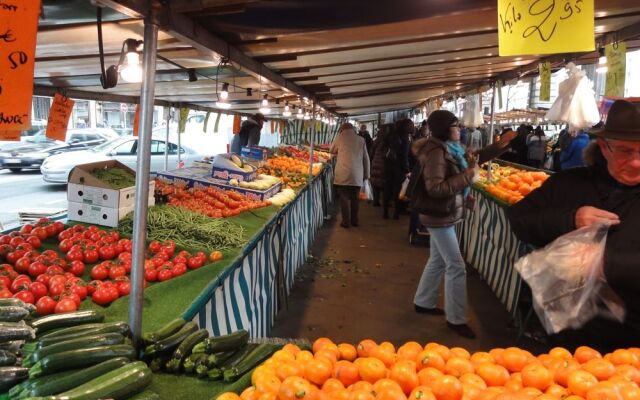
[[40, 136, 204, 184], [0, 120, 47, 151], [0, 128, 120, 172]]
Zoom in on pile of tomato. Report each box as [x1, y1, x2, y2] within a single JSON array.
[[217, 338, 640, 400], [157, 180, 270, 218], [0, 218, 224, 315]]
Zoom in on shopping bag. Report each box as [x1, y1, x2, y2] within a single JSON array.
[[514, 224, 625, 334], [399, 175, 410, 200], [359, 180, 373, 201]]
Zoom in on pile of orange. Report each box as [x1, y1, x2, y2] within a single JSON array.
[[216, 339, 640, 400], [483, 171, 549, 205], [258, 156, 322, 188]]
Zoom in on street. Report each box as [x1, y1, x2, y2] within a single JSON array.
[[0, 170, 67, 230]]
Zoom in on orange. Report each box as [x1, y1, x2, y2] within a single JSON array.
[[585, 381, 623, 400], [474, 387, 505, 400], [419, 367, 445, 387], [459, 373, 487, 390], [451, 348, 471, 360], [611, 350, 640, 367], [322, 378, 346, 393], [272, 349, 296, 363], [431, 375, 464, 400], [358, 339, 378, 358], [567, 370, 599, 398], [347, 389, 376, 400], [373, 378, 404, 394], [255, 374, 281, 395], [500, 347, 529, 373], [549, 347, 573, 361], [517, 387, 544, 398], [614, 364, 640, 385], [313, 337, 335, 354], [279, 376, 317, 400], [216, 394, 241, 400], [379, 342, 397, 354], [338, 343, 358, 361], [334, 360, 361, 387], [416, 350, 446, 372], [521, 363, 553, 391], [488, 349, 504, 366], [471, 353, 495, 367], [546, 384, 569, 398], [619, 385, 640, 400], [583, 359, 616, 381], [276, 360, 304, 381], [433, 345, 453, 362], [554, 359, 582, 387], [446, 358, 475, 378], [258, 393, 276, 400], [399, 342, 425, 362], [316, 349, 339, 365], [371, 346, 398, 368], [376, 387, 409, 400], [358, 357, 388, 383], [575, 347, 603, 364], [297, 350, 315, 363], [390, 360, 420, 395], [317, 344, 341, 362], [409, 386, 437, 400], [304, 358, 333, 386], [475, 363, 510, 387], [283, 343, 302, 356], [504, 374, 523, 392], [240, 386, 262, 400], [351, 381, 374, 392], [461, 383, 482, 400]]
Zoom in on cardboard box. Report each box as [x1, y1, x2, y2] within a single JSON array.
[[67, 202, 134, 228], [67, 160, 155, 208], [241, 146, 269, 161], [211, 165, 256, 182]]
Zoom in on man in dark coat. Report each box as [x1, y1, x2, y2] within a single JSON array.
[[507, 99, 640, 351], [231, 113, 265, 154], [358, 124, 374, 158]]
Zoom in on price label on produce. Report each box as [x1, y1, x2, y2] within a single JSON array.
[[539, 62, 551, 101], [0, 0, 40, 132], [498, 0, 595, 56]]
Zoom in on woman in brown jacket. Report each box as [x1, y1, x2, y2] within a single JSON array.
[[411, 110, 515, 338]]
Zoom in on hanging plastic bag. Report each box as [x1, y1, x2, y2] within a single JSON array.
[[514, 224, 625, 334], [545, 63, 600, 131], [399, 175, 410, 200], [359, 180, 373, 201]]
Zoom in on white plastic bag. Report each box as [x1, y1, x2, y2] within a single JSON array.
[[514, 224, 625, 334], [399, 175, 410, 200], [359, 179, 373, 201]]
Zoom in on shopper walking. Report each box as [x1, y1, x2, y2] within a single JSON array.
[[560, 129, 591, 170], [330, 123, 370, 228], [526, 126, 549, 169], [382, 119, 411, 219], [411, 110, 515, 338], [358, 124, 374, 158], [370, 125, 391, 207]]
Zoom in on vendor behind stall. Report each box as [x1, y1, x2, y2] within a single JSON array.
[[507, 99, 640, 351], [230, 113, 266, 154]]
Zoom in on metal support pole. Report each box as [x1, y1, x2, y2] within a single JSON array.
[[487, 83, 497, 182], [177, 122, 182, 167], [128, 18, 159, 350], [308, 103, 315, 180], [164, 107, 170, 171]]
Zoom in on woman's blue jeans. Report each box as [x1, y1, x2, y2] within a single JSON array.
[[414, 225, 467, 324]]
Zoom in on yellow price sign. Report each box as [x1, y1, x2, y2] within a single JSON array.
[[605, 42, 626, 98], [539, 62, 551, 102], [498, 0, 595, 56]]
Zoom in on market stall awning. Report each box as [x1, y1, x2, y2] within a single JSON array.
[[35, 0, 640, 117]]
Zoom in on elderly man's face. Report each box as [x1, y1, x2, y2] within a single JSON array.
[[599, 139, 640, 186]]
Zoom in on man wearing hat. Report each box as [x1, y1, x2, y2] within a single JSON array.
[[231, 113, 265, 154], [507, 99, 640, 351]]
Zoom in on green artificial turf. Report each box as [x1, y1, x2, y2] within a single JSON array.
[[147, 368, 253, 400]]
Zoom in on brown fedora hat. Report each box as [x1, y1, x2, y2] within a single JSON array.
[[590, 99, 640, 141]]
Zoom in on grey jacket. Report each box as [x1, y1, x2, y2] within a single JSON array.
[[331, 129, 370, 186]]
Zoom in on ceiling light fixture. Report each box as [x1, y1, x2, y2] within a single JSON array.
[[296, 106, 304, 119], [283, 101, 292, 117], [246, 88, 253, 97], [220, 82, 229, 99], [99, 36, 144, 88], [187, 68, 198, 82], [259, 94, 271, 114]]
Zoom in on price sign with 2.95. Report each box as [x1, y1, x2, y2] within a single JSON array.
[[498, 0, 595, 56], [0, 0, 40, 136]]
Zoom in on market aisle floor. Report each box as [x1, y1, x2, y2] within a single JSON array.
[[271, 201, 548, 353]]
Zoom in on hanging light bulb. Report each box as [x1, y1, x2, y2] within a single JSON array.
[[220, 83, 229, 100], [283, 101, 292, 117], [120, 51, 143, 83], [596, 47, 608, 73], [215, 100, 231, 110], [296, 106, 304, 119], [304, 110, 311, 120], [259, 94, 271, 114]]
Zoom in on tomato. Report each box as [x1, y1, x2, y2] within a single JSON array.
[[48, 274, 67, 287], [171, 262, 187, 277], [91, 288, 112, 306], [48, 282, 66, 297], [187, 257, 204, 269], [28, 262, 47, 278], [13, 290, 35, 304], [45, 224, 57, 238], [14, 257, 32, 273], [0, 275, 11, 288], [177, 250, 191, 259], [90, 265, 109, 280], [60, 291, 82, 307], [69, 283, 88, 300], [148, 240, 161, 253], [157, 269, 173, 282], [0, 235, 10, 245], [0, 288, 12, 298], [11, 275, 31, 292], [119, 239, 132, 253], [46, 265, 65, 275], [160, 241, 175, 256], [108, 265, 126, 280], [116, 281, 131, 296], [58, 229, 73, 241], [66, 249, 84, 262], [54, 297, 78, 313], [41, 250, 58, 260], [172, 255, 187, 265], [68, 260, 84, 276], [154, 251, 170, 262], [151, 257, 164, 269], [31, 227, 48, 241], [15, 243, 33, 253], [87, 280, 101, 295], [59, 239, 73, 253], [35, 296, 57, 315], [53, 221, 65, 234], [98, 246, 116, 260], [6, 251, 24, 265], [83, 249, 100, 264], [209, 251, 223, 262], [25, 236, 42, 249], [144, 268, 158, 282], [26, 281, 47, 300], [35, 274, 51, 286]]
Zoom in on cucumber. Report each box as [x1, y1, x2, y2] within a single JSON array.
[[48, 361, 152, 400], [183, 353, 207, 374], [0, 322, 35, 343], [166, 329, 208, 373], [0, 306, 29, 323], [141, 318, 185, 345], [24, 334, 125, 367], [31, 322, 130, 351], [29, 345, 136, 378], [0, 366, 28, 392], [223, 343, 277, 382], [0, 350, 16, 367], [29, 311, 104, 335], [192, 330, 249, 354], [144, 322, 197, 358], [19, 357, 129, 398]]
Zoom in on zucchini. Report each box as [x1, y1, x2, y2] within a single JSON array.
[[0, 350, 16, 367], [166, 329, 208, 373], [141, 318, 185, 345], [148, 356, 169, 373], [38, 321, 129, 341], [220, 344, 259, 369], [0, 306, 29, 323], [205, 350, 236, 368], [0, 366, 28, 392], [0, 299, 26, 308], [8, 369, 71, 399], [19, 357, 129, 398], [207, 367, 223, 380], [194, 330, 249, 354], [24, 333, 125, 367], [29, 311, 104, 335], [0, 322, 35, 343], [31, 322, 130, 351], [48, 361, 152, 400], [200, 344, 256, 379], [127, 390, 159, 400], [183, 353, 207, 374], [29, 344, 136, 378], [223, 343, 276, 382], [144, 322, 197, 358]]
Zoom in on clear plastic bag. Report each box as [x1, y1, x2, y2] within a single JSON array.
[[514, 224, 625, 334], [399, 175, 410, 200], [360, 179, 373, 201]]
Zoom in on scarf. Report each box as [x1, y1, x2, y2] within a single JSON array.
[[447, 140, 470, 198]]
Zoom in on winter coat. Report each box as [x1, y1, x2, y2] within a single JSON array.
[[526, 133, 549, 161], [560, 132, 590, 169], [507, 143, 640, 349], [358, 130, 374, 158], [411, 137, 506, 227], [383, 131, 410, 176], [330, 128, 370, 187], [370, 135, 387, 188]]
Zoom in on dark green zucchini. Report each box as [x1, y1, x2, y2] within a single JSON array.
[[24, 333, 125, 367], [183, 353, 207, 374], [143, 322, 197, 358], [205, 350, 236, 368], [223, 343, 276, 382], [0, 299, 26, 308], [31, 322, 130, 351], [38, 321, 130, 341], [165, 329, 208, 373], [0, 350, 16, 367], [0, 322, 35, 343], [8, 369, 71, 398], [141, 318, 185, 345], [192, 330, 249, 354], [47, 361, 152, 400], [19, 357, 129, 398], [0, 306, 29, 323], [200, 344, 257, 379], [29, 344, 136, 378], [30, 311, 104, 335], [0, 366, 28, 392], [148, 356, 169, 373]]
